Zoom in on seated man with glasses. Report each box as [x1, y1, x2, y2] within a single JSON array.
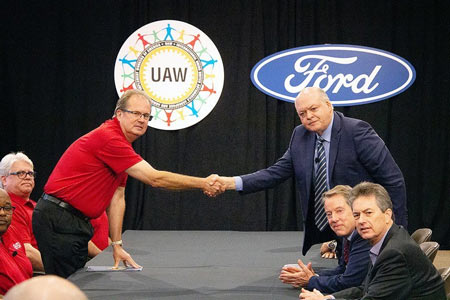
[[32, 89, 225, 278], [0, 152, 43, 273], [0, 188, 33, 295], [0, 152, 116, 273]]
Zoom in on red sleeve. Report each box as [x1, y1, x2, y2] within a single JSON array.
[[96, 138, 143, 174], [119, 173, 128, 187], [90, 212, 109, 250]]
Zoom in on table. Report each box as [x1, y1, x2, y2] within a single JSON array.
[[69, 231, 337, 299]]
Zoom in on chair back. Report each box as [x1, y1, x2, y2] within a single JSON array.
[[411, 228, 432, 244], [419, 241, 439, 262], [438, 267, 450, 300]]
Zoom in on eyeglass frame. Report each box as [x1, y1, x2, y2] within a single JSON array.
[[120, 109, 153, 121], [7, 171, 37, 179], [0, 205, 16, 215]]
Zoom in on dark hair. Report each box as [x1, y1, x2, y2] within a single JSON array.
[[350, 182, 394, 220]]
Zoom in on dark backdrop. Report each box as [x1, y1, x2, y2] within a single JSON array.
[[1, 0, 449, 249]]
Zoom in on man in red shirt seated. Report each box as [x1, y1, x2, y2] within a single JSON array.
[[0, 188, 33, 295], [0, 152, 113, 269], [0, 152, 43, 272]]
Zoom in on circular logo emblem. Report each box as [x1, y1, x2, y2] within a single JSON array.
[[114, 20, 224, 130]]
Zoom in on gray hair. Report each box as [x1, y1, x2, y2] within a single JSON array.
[[0, 152, 34, 188], [113, 89, 152, 117], [321, 185, 352, 207], [349, 182, 394, 220], [298, 87, 330, 103]]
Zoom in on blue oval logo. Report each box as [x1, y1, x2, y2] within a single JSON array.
[[251, 44, 416, 106]]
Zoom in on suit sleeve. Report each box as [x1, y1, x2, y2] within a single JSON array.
[[308, 236, 371, 293], [352, 121, 407, 227], [332, 285, 365, 299]]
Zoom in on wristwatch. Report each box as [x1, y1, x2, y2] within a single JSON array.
[[327, 240, 337, 252], [111, 240, 123, 247]]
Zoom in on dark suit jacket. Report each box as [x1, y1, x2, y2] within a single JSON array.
[[307, 231, 371, 294], [240, 111, 407, 253], [332, 225, 446, 300]]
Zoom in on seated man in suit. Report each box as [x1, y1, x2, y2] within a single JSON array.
[[280, 185, 371, 293], [300, 182, 446, 300]]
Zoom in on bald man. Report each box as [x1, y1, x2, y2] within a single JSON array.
[[218, 87, 407, 254], [4, 275, 87, 300]]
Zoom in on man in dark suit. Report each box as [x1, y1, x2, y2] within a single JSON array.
[[279, 185, 371, 293], [300, 182, 445, 300], [219, 87, 407, 254]]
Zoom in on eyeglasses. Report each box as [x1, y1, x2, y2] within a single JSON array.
[[8, 171, 37, 179], [121, 109, 153, 121], [0, 206, 15, 215]]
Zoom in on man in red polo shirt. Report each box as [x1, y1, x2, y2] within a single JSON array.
[[0, 152, 43, 272], [0, 188, 33, 295], [32, 89, 224, 278]]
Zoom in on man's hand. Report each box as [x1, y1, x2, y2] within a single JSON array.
[[296, 259, 316, 283], [320, 241, 337, 259], [112, 245, 141, 269], [217, 176, 236, 190], [279, 259, 316, 288], [322, 250, 337, 259], [299, 288, 330, 299], [203, 174, 225, 197], [279, 264, 303, 288]]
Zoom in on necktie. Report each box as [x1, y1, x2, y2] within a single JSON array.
[[314, 137, 328, 231], [344, 239, 350, 264]]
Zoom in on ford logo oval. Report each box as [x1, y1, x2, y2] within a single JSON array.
[[251, 44, 416, 106]]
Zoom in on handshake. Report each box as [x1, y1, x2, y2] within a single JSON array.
[[202, 175, 235, 197]]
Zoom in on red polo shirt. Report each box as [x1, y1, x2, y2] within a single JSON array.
[[0, 225, 33, 294], [44, 118, 143, 218], [8, 192, 38, 249]]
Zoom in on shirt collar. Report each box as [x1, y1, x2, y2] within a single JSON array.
[[7, 192, 35, 208], [369, 224, 392, 263], [346, 229, 356, 241], [316, 113, 334, 143]]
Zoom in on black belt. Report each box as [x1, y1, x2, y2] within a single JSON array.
[[41, 193, 90, 222]]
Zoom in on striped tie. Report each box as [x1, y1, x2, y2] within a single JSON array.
[[314, 137, 328, 231]]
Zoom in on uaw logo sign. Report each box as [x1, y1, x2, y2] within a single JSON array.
[[114, 20, 224, 130], [251, 44, 416, 106]]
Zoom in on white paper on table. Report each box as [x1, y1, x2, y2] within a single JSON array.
[[86, 266, 143, 272]]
